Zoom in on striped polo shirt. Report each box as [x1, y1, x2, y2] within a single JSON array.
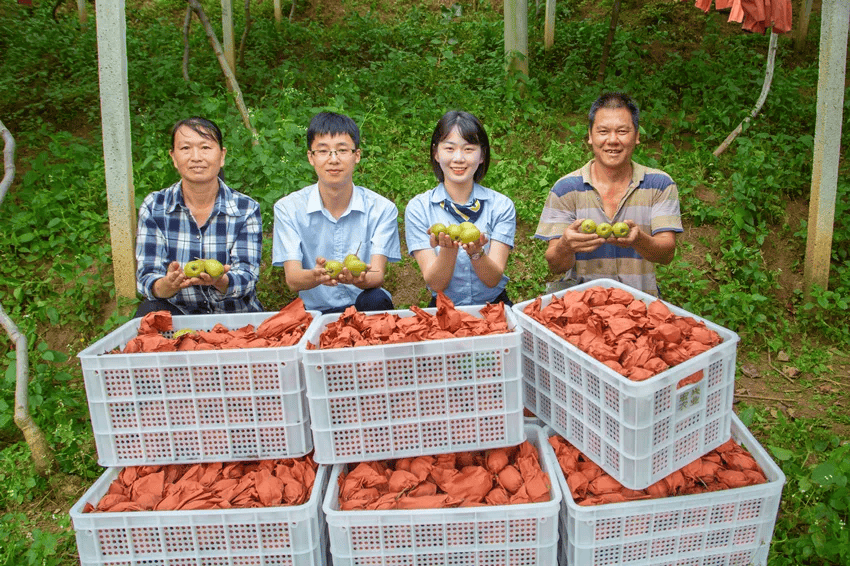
[[534, 160, 682, 296]]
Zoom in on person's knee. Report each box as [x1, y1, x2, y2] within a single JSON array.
[[354, 288, 393, 312], [133, 298, 183, 318]]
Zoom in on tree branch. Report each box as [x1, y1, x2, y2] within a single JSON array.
[[0, 119, 55, 475], [713, 31, 778, 157], [186, 0, 259, 144]]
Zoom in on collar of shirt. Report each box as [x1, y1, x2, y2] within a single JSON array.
[[581, 160, 648, 190], [163, 179, 238, 217], [306, 183, 367, 221], [429, 182, 490, 206]]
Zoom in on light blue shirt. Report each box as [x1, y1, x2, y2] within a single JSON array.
[[272, 183, 401, 311], [405, 183, 516, 306]]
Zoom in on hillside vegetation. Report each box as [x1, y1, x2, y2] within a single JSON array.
[[0, 0, 847, 564]]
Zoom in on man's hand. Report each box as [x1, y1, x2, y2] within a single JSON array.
[[562, 218, 607, 254]]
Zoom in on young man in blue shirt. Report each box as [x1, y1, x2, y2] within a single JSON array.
[[272, 112, 401, 314]]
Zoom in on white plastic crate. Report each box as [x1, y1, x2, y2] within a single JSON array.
[[323, 424, 561, 566], [513, 279, 739, 490], [300, 305, 525, 464], [70, 463, 330, 566], [78, 311, 319, 467], [543, 413, 785, 566]]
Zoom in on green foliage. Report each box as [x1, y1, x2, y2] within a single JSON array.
[[0, 1, 847, 564], [740, 407, 850, 566]]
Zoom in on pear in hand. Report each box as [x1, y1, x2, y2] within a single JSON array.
[[612, 222, 630, 238], [203, 259, 225, 278], [458, 222, 481, 244], [596, 222, 613, 238], [184, 259, 205, 278], [344, 253, 367, 277], [429, 223, 447, 237], [447, 224, 462, 241], [325, 260, 344, 279], [580, 219, 597, 234]]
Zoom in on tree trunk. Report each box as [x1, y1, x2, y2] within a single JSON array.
[[186, 0, 259, 144], [713, 32, 778, 156], [597, 0, 621, 83], [0, 119, 56, 476], [238, 0, 252, 67], [794, 0, 814, 52], [182, 6, 192, 81]]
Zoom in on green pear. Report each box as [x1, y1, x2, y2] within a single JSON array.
[[612, 222, 630, 238], [184, 259, 204, 278], [325, 260, 344, 279], [172, 328, 196, 339], [580, 219, 597, 234], [596, 222, 613, 238], [429, 223, 447, 237], [203, 258, 225, 278], [459, 222, 481, 244], [447, 224, 462, 241], [344, 253, 367, 277]]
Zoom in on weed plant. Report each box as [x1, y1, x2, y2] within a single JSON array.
[[0, 0, 847, 564]]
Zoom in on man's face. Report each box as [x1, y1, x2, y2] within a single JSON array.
[[307, 133, 361, 192], [588, 107, 640, 170]]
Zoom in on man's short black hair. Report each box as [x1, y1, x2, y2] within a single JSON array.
[[588, 92, 640, 131], [307, 112, 361, 149]]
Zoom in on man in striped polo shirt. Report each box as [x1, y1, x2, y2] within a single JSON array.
[[535, 92, 682, 297]]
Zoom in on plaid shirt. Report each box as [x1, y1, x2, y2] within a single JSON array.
[[135, 180, 263, 314]]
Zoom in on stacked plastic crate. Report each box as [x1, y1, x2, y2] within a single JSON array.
[[512, 279, 786, 566], [299, 304, 563, 565], [70, 311, 329, 566]]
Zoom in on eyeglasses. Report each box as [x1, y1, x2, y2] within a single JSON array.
[[309, 148, 358, 159]]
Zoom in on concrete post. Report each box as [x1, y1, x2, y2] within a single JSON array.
[[95, 0, 137, 301], [804, 0, 848, 294], [504, 0, 529, 77]]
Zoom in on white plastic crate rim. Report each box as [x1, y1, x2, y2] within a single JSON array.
[[70, 463, 330, 566], [513, 279, 739, 490], [544, 413, 785, 566], [77, 311, 320, 467], [322, 425, 562, 566], [300, 305, 525, 464]]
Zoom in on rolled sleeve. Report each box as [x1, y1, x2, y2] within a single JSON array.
[[404, 195, 432, 254], [221, 202, 262, 300], [488, 195, 516, 248], [367, 200, 401, 262], [135, 197, 169, 299]]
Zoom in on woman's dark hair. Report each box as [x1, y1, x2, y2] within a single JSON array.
[[430, 110, 490, 183], [307, 112, 361, 149], [588, 92, 640, 131], [170, 116, 226, 181]]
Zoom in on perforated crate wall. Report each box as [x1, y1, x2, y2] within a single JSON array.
[[78, 312, 319, 466], [300, 305, 525, 464], [322, 425, 561, 566], [513, 279, 739, 490], [543, 413, 785, 566], [70, 463, 330, 566]]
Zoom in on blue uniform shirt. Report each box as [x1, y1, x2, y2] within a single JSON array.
[[272, 183, 401, 312], [405, 183, 516, 306]]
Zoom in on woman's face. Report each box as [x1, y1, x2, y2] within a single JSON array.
[[170, 125, 226, 188], [434, 126, 483, 191]]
